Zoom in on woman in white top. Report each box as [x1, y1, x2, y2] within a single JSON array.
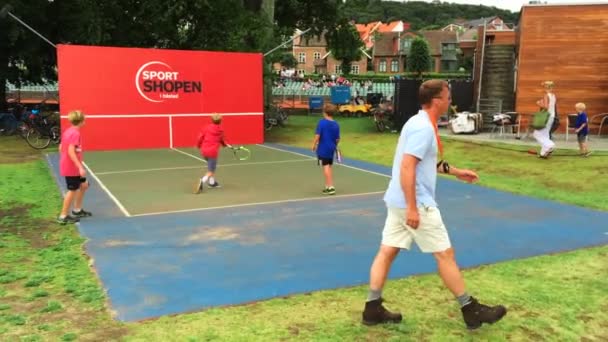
[[533, 81, 557, 158]]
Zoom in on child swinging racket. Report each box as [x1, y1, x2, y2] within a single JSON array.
[[194, 114, 229, 194]]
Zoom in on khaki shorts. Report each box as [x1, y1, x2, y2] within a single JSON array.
[[381, 206, 451, 253]]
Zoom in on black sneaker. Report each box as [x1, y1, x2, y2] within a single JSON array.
[[362, 298, 403, 326], [461, 297, 507, 330], [322, 187, 335, 195], [208, 182, 221, 188], [72, 209, 92, 218], [57, 215, 80, 225]]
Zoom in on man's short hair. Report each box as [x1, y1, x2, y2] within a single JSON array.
[[418, 79, 449, 106], [211, 113, 222, 124], [324, 103, 337, 116]]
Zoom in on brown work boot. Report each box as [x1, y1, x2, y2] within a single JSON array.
[[362, 298, 403, 325], [461, 297, 507, 330]]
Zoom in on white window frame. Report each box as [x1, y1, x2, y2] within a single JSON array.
[[391, 59, 399, 72], [351, 65, 360, 75], [298, 52, 306, 63], [379, 60, 387, 72], [313, 52, 321, 60], [335, 65, 341, 74]]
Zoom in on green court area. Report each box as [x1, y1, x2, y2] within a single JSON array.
[[84, 145, 389, 216]]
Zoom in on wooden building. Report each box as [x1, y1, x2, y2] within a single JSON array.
[[515, 3, 608, 132]]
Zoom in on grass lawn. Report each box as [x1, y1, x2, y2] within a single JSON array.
[[0, 116, 607, 341]]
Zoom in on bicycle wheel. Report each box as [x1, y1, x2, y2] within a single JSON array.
[[26, 128, 51, 149], [50, 125, 61, 144], [18, 123, 29, 139], [265, 119, 273, 131]]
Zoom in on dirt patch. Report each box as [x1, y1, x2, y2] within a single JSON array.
[[78, 325, 130, 342], [143, 295, 167, 306], [0, 150, 41, 164], [183, 226, 266, 246], [101, 240, 147, 248], [185, 226, 240, 243], [520, 326, 545, 340], [0, 294, 45, 313], [29, 302, 130, 341], [0, 205, 57, 248], [521, 310, 540, 318], [287, 325, 300, 335], [350, 209, 381, 217], [0, 136, 44, 164]]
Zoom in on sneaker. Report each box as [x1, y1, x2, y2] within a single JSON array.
[[208, 181, 221, 188], [193, 179, 204, 194], [72, 209, 92, 218], [322, 187, 336, 195], [56, 215, 80, 225], [461, 297, 507, 330], [583, 151, 592, 157], [362, 298, 403, 326]]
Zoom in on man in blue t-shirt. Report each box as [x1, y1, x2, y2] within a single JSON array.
[[361, 80, 507, 330], [312, 103, 340, 195]]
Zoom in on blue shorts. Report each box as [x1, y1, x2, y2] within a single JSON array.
[[577, 133, 588, 144], [205, 157, 217, 172]]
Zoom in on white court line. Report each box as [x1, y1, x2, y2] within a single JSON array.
[[60, 112, 263, 119], [257, 144, 391, 179], [131, 191, 385, 217], [82, 162, 132, 217], [95, 159, 312, 176], [171, 147, 207, 162], [169, 116, 174, 149]]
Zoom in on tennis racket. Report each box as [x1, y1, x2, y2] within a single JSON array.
[[335, 148, 343, 163], [230, 146, 251, 161]]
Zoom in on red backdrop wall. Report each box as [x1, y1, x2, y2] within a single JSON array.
[[57, 44, 263, 150]]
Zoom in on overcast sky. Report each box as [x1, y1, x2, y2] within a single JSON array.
[[389, 0, 607, 13]]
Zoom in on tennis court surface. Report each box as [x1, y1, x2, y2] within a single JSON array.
[[46, 143, 608, 322], [69, 144, 388, 216]]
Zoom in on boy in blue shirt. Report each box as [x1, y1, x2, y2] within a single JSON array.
[[312, 103, 340, 195], [574, 102, 591, 157]]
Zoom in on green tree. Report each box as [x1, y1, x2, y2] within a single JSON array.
[[0, 0, 341, 110], [326, 21, 364, 75], [280, 53, 297, 69], [0, 0, 58, 111], [407, 36, 432, 77]]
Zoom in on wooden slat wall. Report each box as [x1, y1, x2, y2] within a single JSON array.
[[488, 31, 516, 45], [516, 4, 608, 131]]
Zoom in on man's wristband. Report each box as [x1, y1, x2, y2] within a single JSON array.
[[437, 160, 450, 174]]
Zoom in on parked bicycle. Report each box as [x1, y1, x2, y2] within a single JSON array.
[[24, 110, 60, 149], [264, 104, 288, 131], [371, 100, 394, 133], [0, 105, 29, 138]]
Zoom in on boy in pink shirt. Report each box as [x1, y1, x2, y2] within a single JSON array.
[[58, 110, 92, 224], [194, 114, 231, 194]]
